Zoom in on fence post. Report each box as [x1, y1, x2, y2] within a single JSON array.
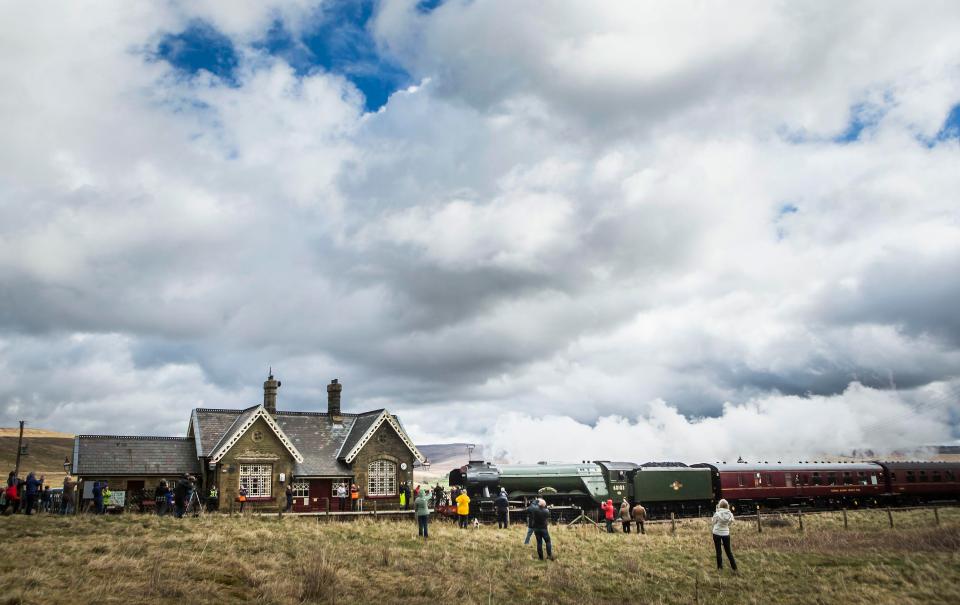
[[887, 509, 894, 528], [374, 499, 378, 518], [756, 507, 762, 533], [670, 512, 676, 534], [798, 508, 803, 531], [842, 508, 848, 530], [326, 498, 331, 516], [229, 501, 234, 517], [933, 507, 940, 526], [278, 504, 283, 520]]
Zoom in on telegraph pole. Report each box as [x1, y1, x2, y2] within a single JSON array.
[[13, 420, 25, 479]]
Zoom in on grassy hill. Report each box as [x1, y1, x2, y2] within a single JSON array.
[[0, 508, 956, 604], [0, 428, 74, 484]]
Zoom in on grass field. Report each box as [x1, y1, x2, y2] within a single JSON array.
[[0, 508, 957, 605]]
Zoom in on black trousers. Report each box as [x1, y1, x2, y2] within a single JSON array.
[[497, 510, 508, 528], [636, 520, 645, 534], [713, 534, 737, 570], [534, 528, 552, 560], [417, 514, 429, 538], [622, 520, 630, 533], [605, 520, 614, 533], [459, 514, 469, 528]]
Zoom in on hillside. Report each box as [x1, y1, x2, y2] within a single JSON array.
[[0, 428, 74, 484]]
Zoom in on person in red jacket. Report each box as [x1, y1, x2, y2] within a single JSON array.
[[601, 499, 615, 533]]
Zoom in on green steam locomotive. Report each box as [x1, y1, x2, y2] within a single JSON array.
[[449, 460, 714, 517]]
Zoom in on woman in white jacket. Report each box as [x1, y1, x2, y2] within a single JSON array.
[[711, 499, 738, 571]]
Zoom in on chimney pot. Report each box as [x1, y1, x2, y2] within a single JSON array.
[[263, 373, 280, 415], [327, 379, 343, 419]]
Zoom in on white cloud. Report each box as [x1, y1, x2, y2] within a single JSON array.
[[0, 1, 958, 456]]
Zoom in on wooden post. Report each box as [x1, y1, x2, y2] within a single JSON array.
[[373, 499, 378, 518], [842, 508, 848, 529], [670, 512, 676, 533], [756, 508, 762, 533], [278, 504, 283, 519], [326, 498, 331, 516], [933, 507, 940, 526], [229, 500, 234, 517], [887, 509, 894, 528], [798, 508, 803, 531]]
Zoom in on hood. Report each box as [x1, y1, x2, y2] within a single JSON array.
[[606, 499, 613, 505], [715, 509, 733, 521]]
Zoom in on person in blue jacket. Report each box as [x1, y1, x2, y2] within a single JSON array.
[[24, 472, 42, 515], [494, 488, 509, 529], [91, 480, 105, 514]]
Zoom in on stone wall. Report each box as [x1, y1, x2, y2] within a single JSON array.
[[213, 416, 296, 512], [351, 421, 415, 510]]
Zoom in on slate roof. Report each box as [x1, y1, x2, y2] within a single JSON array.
[[74, 436, 200, 476], [274, 412, 360, 476], [336, 411, 384, 461], [191, 408, 243, 457], [190, 407, 394, 477]]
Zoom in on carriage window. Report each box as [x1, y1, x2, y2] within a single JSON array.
[[755, 473, 762, 486], [871, 475, 878, 485], [906, 471, 916, 483], [785, 474, 793, 488], [801, 474, 809, 485], [826, 473, 837, 486], [932, 472, 942, 483], [947, 471, 955, 481], [918, 471, 927, 483], [812, 473, 821, 486], [765, 474, 773, 485], [857, 472, 867, 485], [737, 474, 745, 487], [890, 472, 896, 481], [842, 472, 853, 485]]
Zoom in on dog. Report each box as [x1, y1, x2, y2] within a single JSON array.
[[472, 518, 481, 529]]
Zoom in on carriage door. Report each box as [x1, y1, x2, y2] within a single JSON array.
[[310, 479, 332, 511]]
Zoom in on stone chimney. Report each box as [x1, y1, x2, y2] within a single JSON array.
[[263, 371, 280, 415], [327, 379, 342, 420]]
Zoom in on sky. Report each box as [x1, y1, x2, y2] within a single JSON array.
[[1, 1, 959, 464]]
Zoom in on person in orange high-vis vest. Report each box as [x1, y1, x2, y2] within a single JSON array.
[[350, 483, 359, 511]]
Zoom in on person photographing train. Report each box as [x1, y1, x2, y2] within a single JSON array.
[[711, 499, 738, 572]]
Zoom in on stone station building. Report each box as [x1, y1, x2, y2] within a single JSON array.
[[73, 376, 426, 512]]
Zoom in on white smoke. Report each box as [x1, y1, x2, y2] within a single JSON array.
[[487, 382, 956, 464]]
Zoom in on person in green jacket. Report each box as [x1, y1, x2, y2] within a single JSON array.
[[414, 491, 431, 539], [102, 486, 112, 512]]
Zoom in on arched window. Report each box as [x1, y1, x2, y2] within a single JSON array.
[[368, 459, 397, 496]]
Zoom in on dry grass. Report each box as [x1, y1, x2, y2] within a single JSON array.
[[0, 508, 958, 604]]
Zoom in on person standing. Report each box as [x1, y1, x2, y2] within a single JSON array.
[[530, 498, 554, 561], [399, 482, 407, 510], [494, 488, 509, 529], [350, 483, 359, 511], [414, 489, 431, 539], [238, 486, 248, 513], [619, 499, 632, 533], [62, 476, 76, 515], [174, 475, 189, 518], [711, 499, 738, 572], [285, 484, 294, 512], [336, 483, 347, 511], [154, 480, 169, 516], [601, 499, 615, 533], [24, 472, 41, 515], [455, 489, 470, 528], [92, 481, 104, 515], [102, 484, 112, 513], [207, 485, 219, 512], [631, 502, 647, 535], [524, 500, 538, 545], [41, 485, 51, 513]]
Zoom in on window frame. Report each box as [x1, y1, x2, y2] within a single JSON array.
[[367, 459, 398, 497], [239, 463, 273, 499]]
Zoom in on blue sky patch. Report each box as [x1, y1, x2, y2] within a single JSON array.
[[934, 103, 960, 141], [833, 101, 886, 144], [155, 20, 239, 85]]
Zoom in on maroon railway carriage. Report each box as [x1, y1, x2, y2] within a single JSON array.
[[876, 461, 960, 504], [692, 462, 886, 509]]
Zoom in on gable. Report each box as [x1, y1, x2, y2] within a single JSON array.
[[340, 410, 425, 464], [209, 406, 303, 464]]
